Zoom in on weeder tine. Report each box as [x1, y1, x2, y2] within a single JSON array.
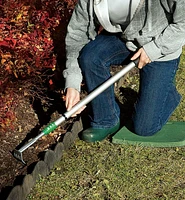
[[13, 149, 26, 165]]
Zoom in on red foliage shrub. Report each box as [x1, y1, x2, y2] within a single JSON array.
[[0, 0, 61, 81], [0, 0, 77, 131]]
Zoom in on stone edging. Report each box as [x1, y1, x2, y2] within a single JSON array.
[[6, 119, 83, 200]]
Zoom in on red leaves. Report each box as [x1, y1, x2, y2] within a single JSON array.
[[0, 38, 17, 48], [0, 0, 61, 79]]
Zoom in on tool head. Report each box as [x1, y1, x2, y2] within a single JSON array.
[[13, 149, 26, 165]]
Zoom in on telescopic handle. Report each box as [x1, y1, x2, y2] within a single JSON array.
[[55, 59, 139, 126]]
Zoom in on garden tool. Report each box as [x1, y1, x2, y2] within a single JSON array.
[[13, 59, 139, 164]]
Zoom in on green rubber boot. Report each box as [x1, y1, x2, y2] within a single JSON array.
[[80, 121, 120, 143]]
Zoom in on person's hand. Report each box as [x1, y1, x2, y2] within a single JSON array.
[[131, 48, 151, 69], [65, 88, 86, 117], [98, 25, 104, 34]]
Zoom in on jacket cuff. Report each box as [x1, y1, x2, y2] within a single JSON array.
[[64, 75, 81, 92]]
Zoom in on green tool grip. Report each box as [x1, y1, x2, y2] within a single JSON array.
[[42, 122, 57, 135]]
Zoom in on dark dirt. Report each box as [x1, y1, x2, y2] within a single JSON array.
[[0, 93, 75, 198]]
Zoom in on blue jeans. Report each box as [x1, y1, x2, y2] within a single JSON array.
[[78, 32, 181, 136]]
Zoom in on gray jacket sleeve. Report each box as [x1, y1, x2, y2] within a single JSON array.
[[63, 0, 91, 92], [143, 0, 185, 61]]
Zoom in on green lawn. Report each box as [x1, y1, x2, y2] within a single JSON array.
[[27, 50, 185, 200]]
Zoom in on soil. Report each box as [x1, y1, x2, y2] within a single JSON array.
[[0, 94, 75, 198]]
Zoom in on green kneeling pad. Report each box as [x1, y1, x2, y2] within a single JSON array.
[[112, 122, 185, 147]]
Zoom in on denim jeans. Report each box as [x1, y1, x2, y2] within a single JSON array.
[[78, 32, 181, 136]]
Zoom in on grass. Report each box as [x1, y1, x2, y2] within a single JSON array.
[[27, 141, 185, 200], [27, 50, 185, 200], [171, 50, 185, 121]]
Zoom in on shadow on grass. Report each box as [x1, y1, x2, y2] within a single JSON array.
[[118, 87, 138, 127]]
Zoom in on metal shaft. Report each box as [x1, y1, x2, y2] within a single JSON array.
[[18, 132, 45, 153], [56, 59, 138, 125], [16, 59, 138, 154]]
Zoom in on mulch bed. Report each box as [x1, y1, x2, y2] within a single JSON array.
[[0, 94, 78, 199]]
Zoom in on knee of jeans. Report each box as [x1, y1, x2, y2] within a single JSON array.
[[79, 48, 105, 74], [133, 121, 162, 136], [79, 49, 96, 72]]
